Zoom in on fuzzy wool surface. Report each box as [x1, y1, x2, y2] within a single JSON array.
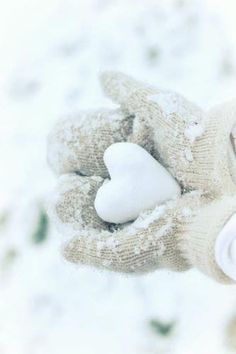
[[47, 71, 236, 284]]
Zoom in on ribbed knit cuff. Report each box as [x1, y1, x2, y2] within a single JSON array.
[[179, 196, 236, 284], [191, 101, 236, 196]]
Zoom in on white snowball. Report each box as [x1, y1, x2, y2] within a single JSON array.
[[94, 142, 181, 224]]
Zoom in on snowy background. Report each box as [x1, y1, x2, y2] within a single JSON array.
[[1, 0, 236, 353]]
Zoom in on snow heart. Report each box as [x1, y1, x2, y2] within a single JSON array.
[[94, 143, 181, 224]]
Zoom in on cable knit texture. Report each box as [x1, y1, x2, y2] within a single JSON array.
[[47, 71, 236, 284]]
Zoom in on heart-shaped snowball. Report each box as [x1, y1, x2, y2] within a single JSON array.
[[94, 142, 181, 224]]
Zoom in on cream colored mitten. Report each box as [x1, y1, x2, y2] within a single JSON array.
[[47, 71, 236, 284]]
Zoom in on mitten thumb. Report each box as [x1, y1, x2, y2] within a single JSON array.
[[100, 71, 154, 106]]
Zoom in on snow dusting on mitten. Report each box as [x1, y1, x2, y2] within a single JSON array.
[[47, 71, 236, 284]]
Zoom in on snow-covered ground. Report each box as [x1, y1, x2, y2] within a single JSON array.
[[1, 0, 236, 353]]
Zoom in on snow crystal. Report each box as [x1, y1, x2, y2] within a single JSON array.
[[149, 92, 186, 116], [155, 241, 166, 257], [105, 236, 119, 249], [96, 240, 106, 251], [184, 148, 194, 162], [181, 207, 193, 217], [128, 204, 167, 232], [154, 221, 172, 240], [59, 109, 124, 139], [102, 259, 112, 267], [148, 92, 204, 125], [184, 123, 204, 143]]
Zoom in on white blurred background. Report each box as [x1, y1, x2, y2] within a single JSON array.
[[1, 0, 236, 353]]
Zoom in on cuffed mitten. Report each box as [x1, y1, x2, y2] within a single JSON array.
[[47, 71, 236, 284]]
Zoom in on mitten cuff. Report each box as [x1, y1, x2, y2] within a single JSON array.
[[191, 101, 236, 196], [179, 196, 236, 284]]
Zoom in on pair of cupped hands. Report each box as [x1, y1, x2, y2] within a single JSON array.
[[47, 71, 236, 284]]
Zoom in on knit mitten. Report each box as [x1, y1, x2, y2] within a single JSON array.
[[47, 71, 236, 284]]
